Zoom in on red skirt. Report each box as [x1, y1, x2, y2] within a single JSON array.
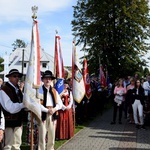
[[56, 108, 74, 140]]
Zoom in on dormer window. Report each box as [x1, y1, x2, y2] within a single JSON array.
[[42, 63, 47, 68], [24, 63, 26, 68]]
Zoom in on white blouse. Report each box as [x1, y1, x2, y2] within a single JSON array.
[[0, 111, 4, 130]]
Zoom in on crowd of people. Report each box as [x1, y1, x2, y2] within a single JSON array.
[[110, 75, 150, 130], [0, 68, 150, 150]]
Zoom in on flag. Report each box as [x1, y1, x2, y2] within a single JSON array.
[[83, 58, 92, 99], [106, 70, 110, 87], [54, 34, 64, 95], [99, 64, 106, 87], [72, 41, 85, 103], [23, 19, 41, 122], [3, 52, 9, 82]]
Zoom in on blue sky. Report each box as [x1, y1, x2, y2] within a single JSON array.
[[0, 1, 150, 67], [0, 0, 83, 66]]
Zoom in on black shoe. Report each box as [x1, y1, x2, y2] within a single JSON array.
[[136, 124, 140, 129], [119, 121, 122, 124], [129, 121, 134, 124], [140, 125, 146, 130], [110, 121, 116, 125]]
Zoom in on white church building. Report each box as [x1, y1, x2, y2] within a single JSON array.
[[0, 45, 54, 81]]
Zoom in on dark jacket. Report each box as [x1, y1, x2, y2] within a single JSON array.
[[131, 87, 145, 105]]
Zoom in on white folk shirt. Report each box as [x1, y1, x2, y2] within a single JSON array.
[[42, 86, 63, 111], [0, 82, 51, 114], [62, 91, 73, 110], [0, 111, 5, 130], [0, 90, 24, 114], [46, 90, 54, 107]]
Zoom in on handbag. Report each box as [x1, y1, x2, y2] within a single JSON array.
[[114, 95, 123, 106], [114, 95, 123, 101]]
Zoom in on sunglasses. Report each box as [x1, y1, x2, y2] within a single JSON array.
[[12, 75, 20, 78]]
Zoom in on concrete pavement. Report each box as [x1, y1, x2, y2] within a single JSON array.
[[57, 108, 150, 150]]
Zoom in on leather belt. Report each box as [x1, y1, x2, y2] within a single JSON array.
[[5, 115, 18, 120]]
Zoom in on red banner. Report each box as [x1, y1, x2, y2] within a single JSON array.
[[99, 64, 106, 87], [83, 58, 92, 99], [54, 34, 64, 78], [54, 34, 64, 95]]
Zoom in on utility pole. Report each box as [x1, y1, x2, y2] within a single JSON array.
[[21, 49, 24, 81]]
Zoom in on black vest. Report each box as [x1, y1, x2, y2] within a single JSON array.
[[42, 85, 58, 121], [1, 82, 23, 127]]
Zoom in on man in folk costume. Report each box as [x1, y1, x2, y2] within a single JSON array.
[[38, 70, 63, 150], [0, 69, 26, 150]]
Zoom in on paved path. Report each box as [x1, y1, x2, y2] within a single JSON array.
[[58, 108, 150, 150]]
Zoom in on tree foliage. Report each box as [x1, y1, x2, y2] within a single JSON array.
[[143, 67, 150, 77], [0, 57, 4, 73], [12, 39, 27, 51], [72, 0, 150, 81]]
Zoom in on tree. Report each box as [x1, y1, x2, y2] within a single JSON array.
[[72, 0, 150, 81], [12, 39, 27, 51], [0, 57, 4, 73], [143, 67, 150, 77]]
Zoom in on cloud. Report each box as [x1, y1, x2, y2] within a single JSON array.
[[0, 0, 73, 23], [0, 1, 84, 66]]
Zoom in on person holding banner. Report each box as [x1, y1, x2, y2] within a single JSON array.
[[38, 70, 63, 150], [0, 69, 26, 150]]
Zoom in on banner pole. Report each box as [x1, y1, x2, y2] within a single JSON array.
[[30, 112, 34, 150], [30, 6, 38, 150]]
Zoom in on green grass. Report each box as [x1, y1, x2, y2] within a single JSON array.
[[55, 124, 85, 149], [21, 145, 30, 150], [21, 123, 30, 150]]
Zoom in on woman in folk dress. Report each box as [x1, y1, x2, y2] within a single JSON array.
[[56, 81, 74, 140]]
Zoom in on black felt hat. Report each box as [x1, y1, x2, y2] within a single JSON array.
[[41, 70, 56, 80], [6, 69, 23, 78]]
